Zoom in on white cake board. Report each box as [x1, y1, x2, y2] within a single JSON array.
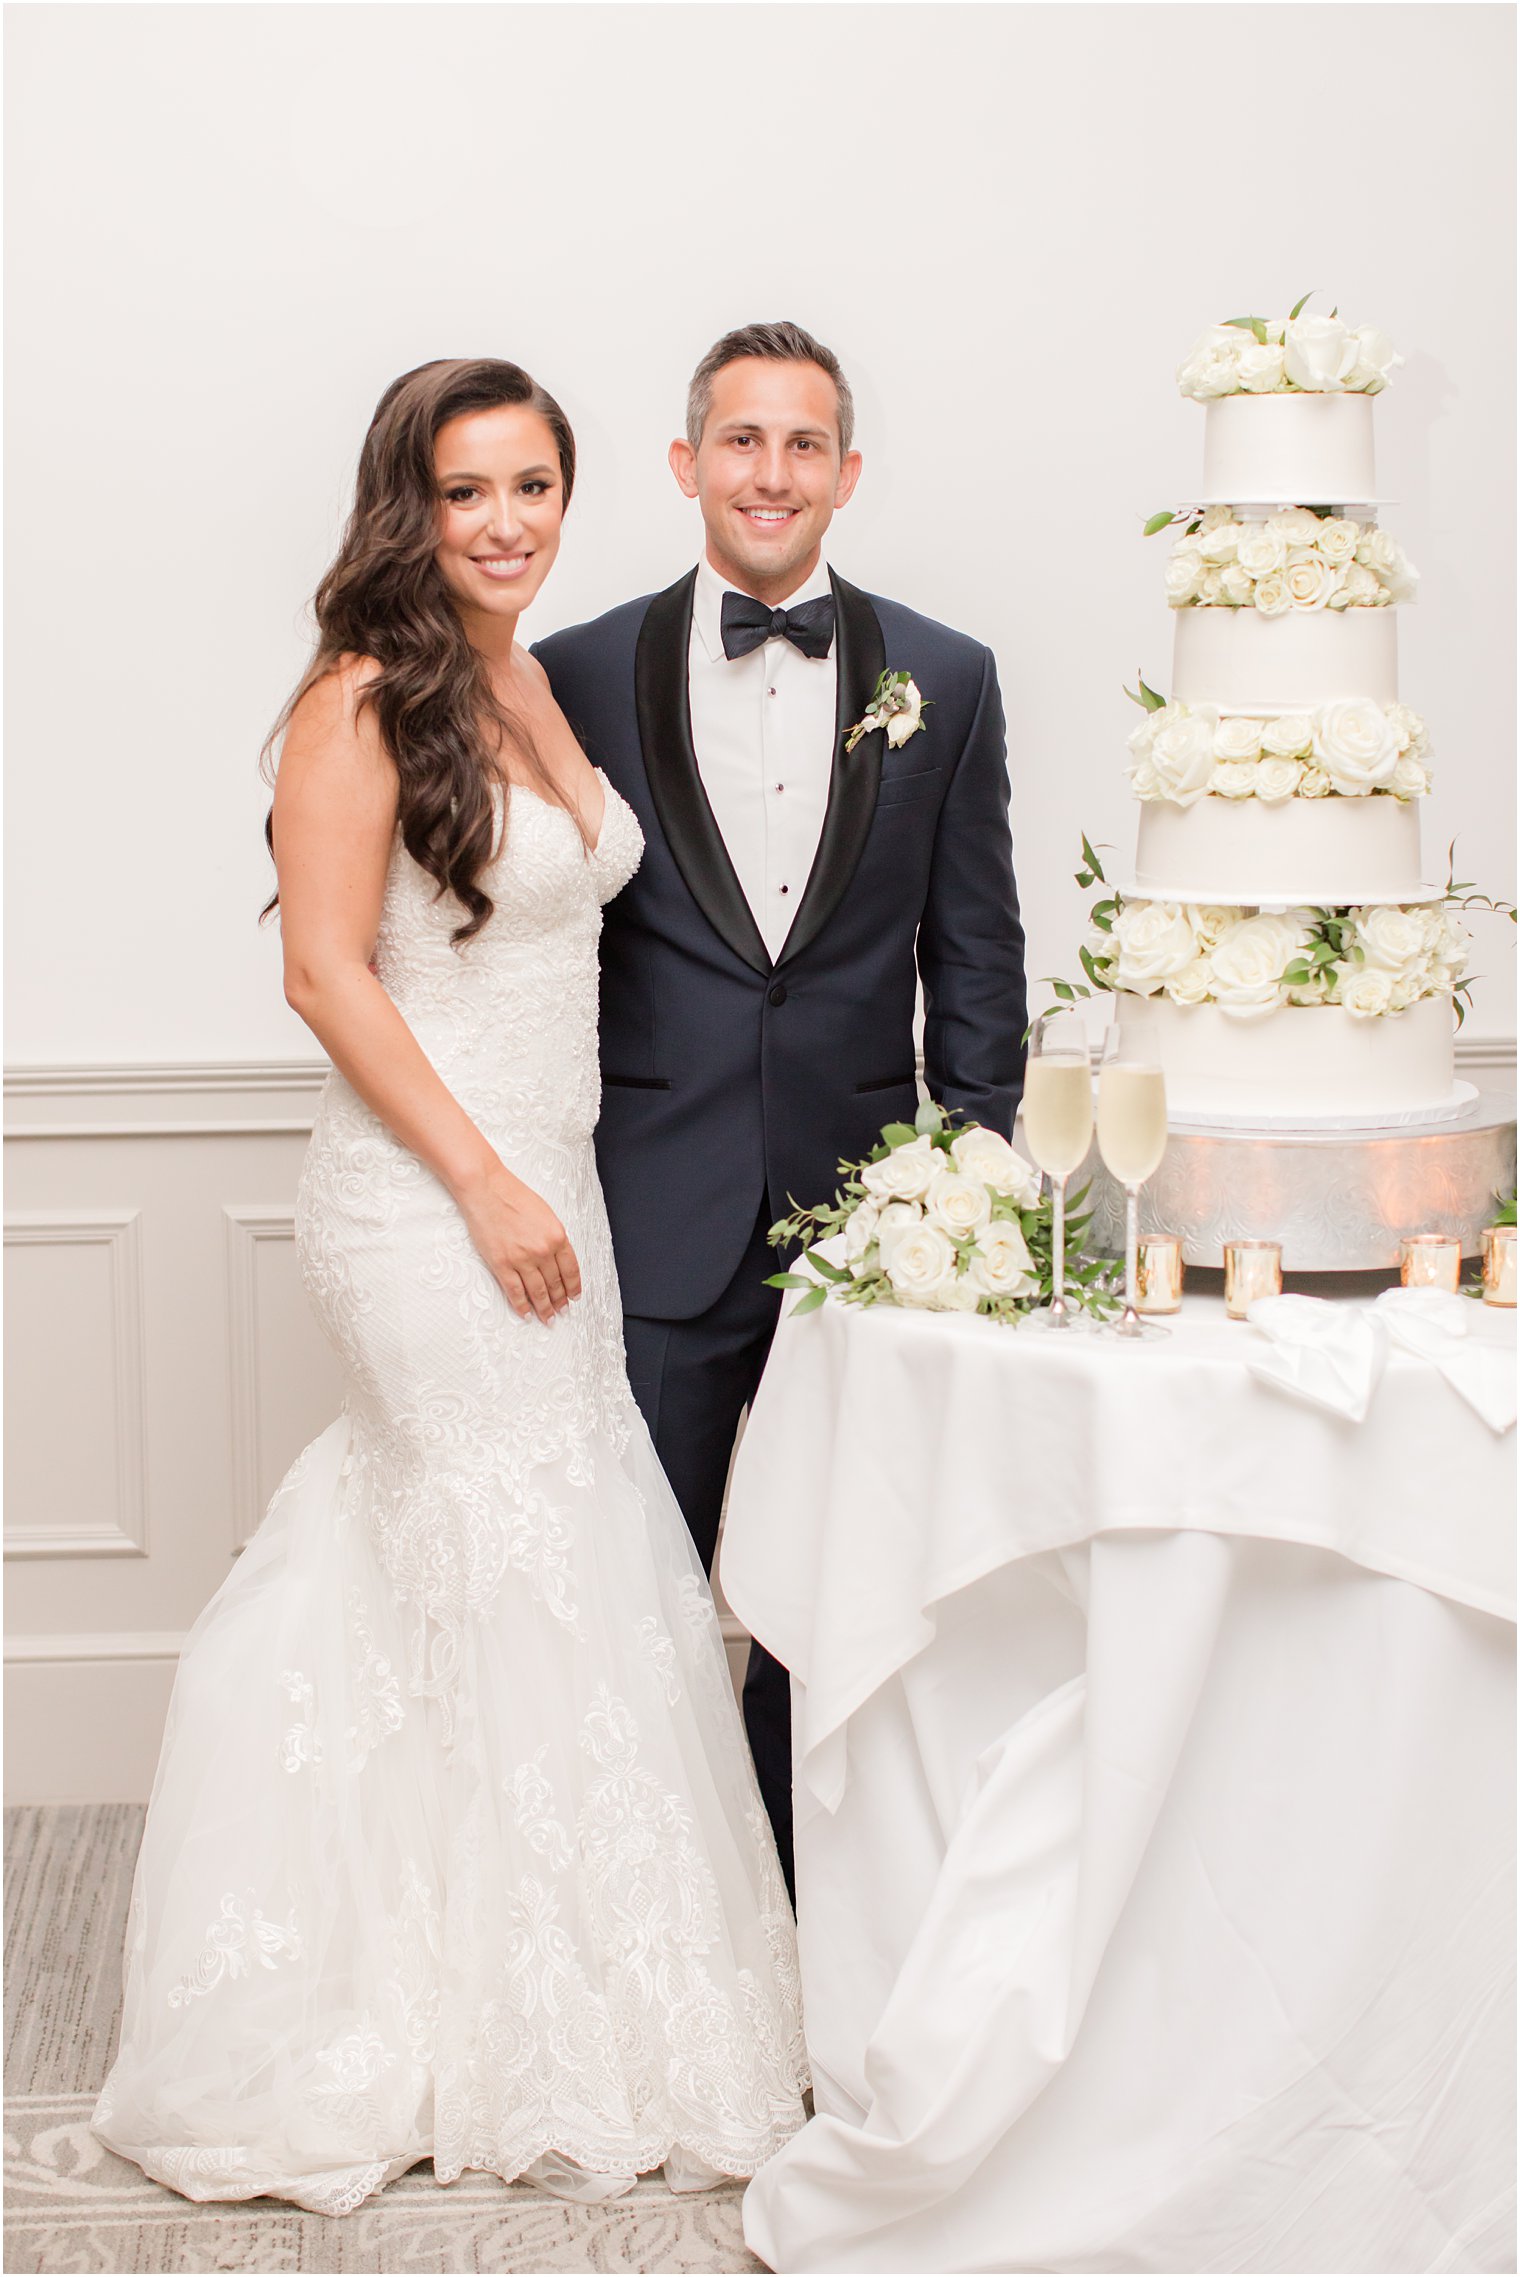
[[1166, 1080, 1480, 1136]]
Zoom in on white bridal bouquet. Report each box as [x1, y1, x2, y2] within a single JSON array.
[[767, 1102, 1119, 1324]]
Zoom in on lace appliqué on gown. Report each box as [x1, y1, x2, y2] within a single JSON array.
[[93, 776, 808, 2211]]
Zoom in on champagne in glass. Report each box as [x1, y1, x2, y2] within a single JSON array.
[[1097, 1015, 1169, 1339], [1022, 1013, 1093, 1328]]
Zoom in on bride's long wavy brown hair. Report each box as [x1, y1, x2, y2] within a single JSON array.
[[262, 358, 581, 944]]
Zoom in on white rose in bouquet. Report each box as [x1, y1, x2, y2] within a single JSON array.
[[1176, 325, 1246, 399], [843, 1200, 880, 1266], [1391, 753, 1431, 799], [1236, 343, 1286, 393], [1338, 965, 1396, 1018], [1298, 765, 1332, 798], [1355, 904, 1441, 973], [1267, 506, 1327, 547], [1150, 714, 1218, 805], [861, 1132, 938, 1203], [1196, 519, 1242, 565], [1237, 527, 1287, 579], [1345, 326, 1404, 394], [1113, 900, 1198, 991], [950, 1126, 1041, 1205], [1165, 957, 1215, 1005], [1260, 712, 1313, 758], [1165, 550, 1204, 606], [1256, 757, 1304, 803], [1317, 517, 1362, 565], [1283, 312, 1357, 391], [886, 1222, 960, 1307], [1329, 560, 1382, 610], [964, 1221, 1039, 1301], [924, 1167, 993, 1243], [1253, 571, 1292, 618], [874, 1199, 923, 1268], [1218, 562, 1254, 608], [937, 1270, 984, 1313], [1213, 715, 1263, 761], [1285, 554, 1341, 611], [1311, 699, 1401, 794], [1210, 760, 1261, 799], [1208, 911, 1312, 1016]]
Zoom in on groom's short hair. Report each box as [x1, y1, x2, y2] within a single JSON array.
[[686, 321, 855, 455]]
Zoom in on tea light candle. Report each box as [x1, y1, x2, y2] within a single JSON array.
[[1480, 1224, 1517, 1308], [1399, 1234, 1462, 1293], [1136, 1236, 1184, 1315], [1223, 1239, 1282, 1319]]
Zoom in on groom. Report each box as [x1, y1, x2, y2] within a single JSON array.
[[535, 322, 1026, 1890]]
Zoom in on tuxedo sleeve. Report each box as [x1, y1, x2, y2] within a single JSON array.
[[917, 646, 1028, 1135]]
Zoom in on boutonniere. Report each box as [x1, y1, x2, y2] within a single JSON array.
[[845, 668, 931, 755]]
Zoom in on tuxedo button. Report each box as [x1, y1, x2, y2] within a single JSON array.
[[768, 984, 788, 1007]]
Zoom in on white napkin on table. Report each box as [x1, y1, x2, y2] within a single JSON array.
[[1374, 1287, 1518, 1435], [1243, 1294, 1389, 1423]]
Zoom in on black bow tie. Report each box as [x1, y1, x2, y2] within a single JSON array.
[[720, 590, 836, 661]]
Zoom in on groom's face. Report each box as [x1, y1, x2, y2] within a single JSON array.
[[670, 358, 861, 602]]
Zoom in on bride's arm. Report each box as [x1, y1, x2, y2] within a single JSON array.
[[272, 661, 581, 1324]]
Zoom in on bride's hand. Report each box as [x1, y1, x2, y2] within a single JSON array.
[[453, 1159, 582, 1324]]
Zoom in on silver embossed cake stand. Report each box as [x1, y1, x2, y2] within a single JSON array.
[[1078, 1092, 1517, 1272]]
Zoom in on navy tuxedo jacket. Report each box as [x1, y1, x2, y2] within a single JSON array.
[[534, 567, 1027, 1319]]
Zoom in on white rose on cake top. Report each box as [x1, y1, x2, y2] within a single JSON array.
[[1176, 299, 1402, 398]]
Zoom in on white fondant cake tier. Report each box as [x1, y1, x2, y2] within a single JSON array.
[[1132, 793, 1428, 906], [1173, 603, 1398, 711], [1200, 391, 1378, 505], [1123, 992, 1454, 1123]]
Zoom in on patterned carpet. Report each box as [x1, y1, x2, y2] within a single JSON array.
[[3, 1806, 766, 2274]]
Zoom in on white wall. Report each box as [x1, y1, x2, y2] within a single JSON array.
[[6, 1, 1516, 1064]]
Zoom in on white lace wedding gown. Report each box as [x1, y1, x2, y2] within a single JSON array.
[[92, 774, 809, 2212]]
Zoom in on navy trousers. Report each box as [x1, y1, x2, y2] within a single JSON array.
[[621, 1198, 794, 1896]]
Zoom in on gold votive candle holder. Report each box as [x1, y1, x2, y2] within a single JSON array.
[[1399, 1233, 1462, 1293], [1480, 1225, 1517, 1308], [1136, 1236, 1185, 1315], [1223, 1239, 1282, 1319]]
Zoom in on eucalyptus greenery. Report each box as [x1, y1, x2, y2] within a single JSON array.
[[765, 1099, 1121, 1324]]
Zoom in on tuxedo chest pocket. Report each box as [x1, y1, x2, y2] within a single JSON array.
[[855, 1071, 917, 1094], [874, 767, 944, 809]]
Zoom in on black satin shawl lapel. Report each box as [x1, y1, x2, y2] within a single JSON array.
[[777, 570, 887, 971], [634, 570, 771, 977]]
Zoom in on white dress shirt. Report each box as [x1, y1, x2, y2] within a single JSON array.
[[688, 555, 838, 962]]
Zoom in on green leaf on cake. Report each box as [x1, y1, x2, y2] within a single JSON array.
[[1222, 316, 1270, 346], [1079, 834, 1108, 885], [1142, 509, 1178, 537], [1123, 671, 1168, 712], [1289, 290, 1316, 320]]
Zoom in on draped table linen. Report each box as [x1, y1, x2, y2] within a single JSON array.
[[721, 1292, 1516, 2274]]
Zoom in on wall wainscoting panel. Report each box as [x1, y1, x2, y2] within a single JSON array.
[[223, 1205, 346, 1551], [3, 1210, 148, 1559]]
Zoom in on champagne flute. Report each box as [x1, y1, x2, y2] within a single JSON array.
[[1021, 1012, 1094, 1329], [1097, 1010, 1170, 1340]]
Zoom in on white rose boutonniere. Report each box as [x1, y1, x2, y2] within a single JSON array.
[[846, 667, 930, 755]]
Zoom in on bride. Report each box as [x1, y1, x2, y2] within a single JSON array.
[[92, 358, 808, 2213]]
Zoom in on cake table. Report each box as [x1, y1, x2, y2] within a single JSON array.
[[722, 1283, 1516, 2274]]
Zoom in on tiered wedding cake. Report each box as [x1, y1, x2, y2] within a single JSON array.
[[1104, 306, 1473, 1127]]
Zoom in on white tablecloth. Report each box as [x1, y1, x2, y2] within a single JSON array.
[[721, 1293, 1516, 2274]]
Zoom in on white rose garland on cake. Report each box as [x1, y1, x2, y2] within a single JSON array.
[[1176, 295, 1403, 400], [1158, 506, 1417, 611], [1087, 896, 1470, 1020], [1124, 681, 1431, 803]]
